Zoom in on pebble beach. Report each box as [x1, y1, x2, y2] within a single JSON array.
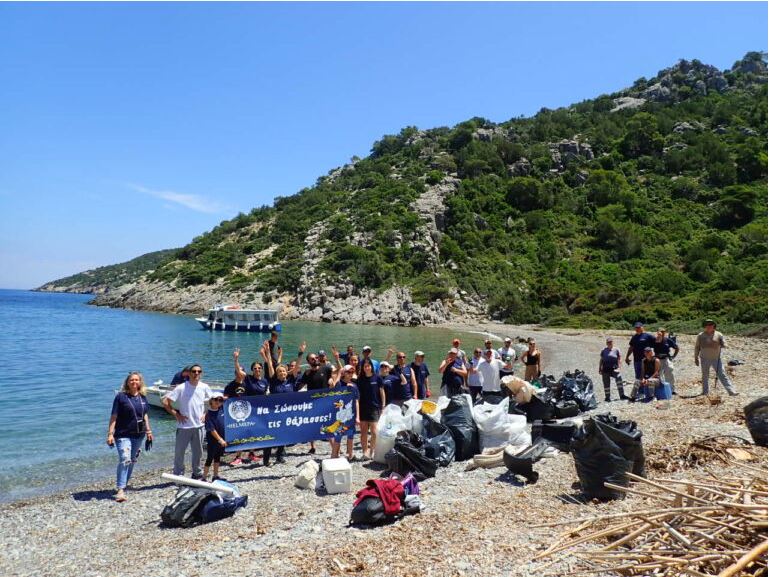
[[1, 325, 765, 577]]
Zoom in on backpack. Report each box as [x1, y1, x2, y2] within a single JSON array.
[[160, 487, 213, 528]]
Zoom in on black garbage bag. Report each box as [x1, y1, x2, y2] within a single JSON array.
[[422, 417, 456, 466], [559, 370, 597, 412], [509, 400, 527, 417], [481, 393, 506, 405], [570, 419, 630, 501], [503, 438, 551, 483], [385, 432, 438, 480], [532, 420, 577, 452], [522, 394, 555, 422], [593, 413, 646, 477], [554, 400, 580, 418], [744, 397, 768, 447], [441, 395, 479, 461]]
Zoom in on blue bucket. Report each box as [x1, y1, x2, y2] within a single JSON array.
[[655, 381, 672, 400]]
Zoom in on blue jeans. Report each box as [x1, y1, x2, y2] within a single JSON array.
[[115, 436, 144, 489]]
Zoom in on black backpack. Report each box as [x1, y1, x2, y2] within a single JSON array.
[[160, 487, 213, 528]]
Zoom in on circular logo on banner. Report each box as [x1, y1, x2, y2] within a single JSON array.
[[228, 399, 252, 422]]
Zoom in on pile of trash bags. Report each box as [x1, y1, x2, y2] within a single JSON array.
[[509, 370, 598, 422], [569, 413, 645, 501], [376, 395, 541, 487]]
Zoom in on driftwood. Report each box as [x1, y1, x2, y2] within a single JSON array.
[[532, 464, 768, 577]]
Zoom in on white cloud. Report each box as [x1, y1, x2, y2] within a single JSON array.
[[127, 183, 229, 214]]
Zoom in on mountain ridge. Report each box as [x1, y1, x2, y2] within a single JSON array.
[[40, 52, 768, 332]]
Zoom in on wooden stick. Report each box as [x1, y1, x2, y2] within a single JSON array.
[[532, 521, 639, 560], [662, 521, 693, 548], [718, 540, 769, 577], [600, 522, 652, 551], [603, 481, 677, 503], [624, 472, 711, 504], [530, 505, 721, 528]]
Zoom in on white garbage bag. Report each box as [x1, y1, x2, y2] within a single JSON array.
[[472, 398, 531, 451], [402, 399, 424, 436], [373, 404, 409, 463]]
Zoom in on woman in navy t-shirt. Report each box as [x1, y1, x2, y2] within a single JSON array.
[[106, 372, 153, 503], [357, 358, 386, 460]]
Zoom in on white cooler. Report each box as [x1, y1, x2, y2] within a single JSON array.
[[321, 457, 352, 494]]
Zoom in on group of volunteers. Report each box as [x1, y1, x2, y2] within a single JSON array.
[[106, 319, 737, 502], [598, 319, 738, 403]]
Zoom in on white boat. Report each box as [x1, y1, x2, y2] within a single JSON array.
[[145, 379, 227, 409], [195, 304, 281, 333]]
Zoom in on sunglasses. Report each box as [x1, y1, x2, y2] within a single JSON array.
[[397, 355, 405, 359], [190, 370, 202, 374]]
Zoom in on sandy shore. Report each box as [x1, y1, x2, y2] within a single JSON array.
[[1, 325, 765, 577]]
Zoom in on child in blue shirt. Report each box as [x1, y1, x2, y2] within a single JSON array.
[[203, 394, 227, 481]]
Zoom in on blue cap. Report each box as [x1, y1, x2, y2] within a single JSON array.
[[634, 322, 644, 328]]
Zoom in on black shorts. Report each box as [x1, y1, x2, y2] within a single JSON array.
[[206, 438, 225, 463], [359, 407, 381, 423]]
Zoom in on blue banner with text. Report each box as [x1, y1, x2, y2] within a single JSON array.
[[223, 388, 357, 451]]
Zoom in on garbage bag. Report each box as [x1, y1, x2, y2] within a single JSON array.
[[744, 397, 768, 447], [422, 417, 456, 466], [374, 404, 409, 463], [473, 398, 510, 450], [522, 394, 555, 422], [557, 370, 597, 412], [481, 393, 506, 405], [440, 394, 479, 461], [593, 413, 646, 477], [501, 376, 536, 405], [403, 399, 425, 436], [199, 495, 249, 524], [531, 420, 577, 452], [385, 432, 438, 481], [570, 418, 630, 501], [473, 398, 530, 450], [554, 400, 580, 418]]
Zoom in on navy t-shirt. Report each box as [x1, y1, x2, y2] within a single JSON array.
[[441, 358, 465, 395], [629, 332, 656, 359], [170, 371, 187, 386], [382, 374, 403, 404], [600, 348, 621, 373], [411, 362, 431, 399], [269, 377, 296, 395], [204, 408, 225, 439], [357, 374, 384, 410], [390, 365, 414, 401], [653, 337, 678, 359], [244, 375, 269, 395], [111, 393, 149, 438]]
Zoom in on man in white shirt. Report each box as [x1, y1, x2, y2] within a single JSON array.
[[477, 349, 504, 398], [163, 363, 214, 479], [483, 338, 501, 360]]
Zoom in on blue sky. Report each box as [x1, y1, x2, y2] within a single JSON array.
[[0, 2, 766, 289]]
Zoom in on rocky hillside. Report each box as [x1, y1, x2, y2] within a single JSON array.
[[37, 249, 178, 294], [46, 53, 768, 331]]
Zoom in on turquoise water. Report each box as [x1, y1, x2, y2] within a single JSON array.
[[0, 289, 489, 502]]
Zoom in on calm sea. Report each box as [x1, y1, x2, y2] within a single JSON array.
[[0, 289, 495, 502]]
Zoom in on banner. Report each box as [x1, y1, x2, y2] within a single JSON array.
[[223, 388, 357, 451]]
